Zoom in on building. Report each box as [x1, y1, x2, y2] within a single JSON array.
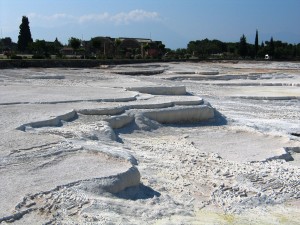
[[60, 36, 165, 59]]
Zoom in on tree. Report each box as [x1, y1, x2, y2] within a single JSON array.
[[157, 41, 166, 55], [297, 44, 300, 59], [239, 34, 248, 58], [255, 29, 259, 57], [68, 37, 81, 52], [269, 37, 275, 57], [186, 39, 227, 58], [17, 16, 33, 52], [114, 38, 122, 58], [90, 37, 102, 54], [142, 43, 150, 58], [1, 37, 12, 47], [175, 48, 188, 59], [49, 37, 63, 56], [54, 38, 63, 48], [31, 39, 48, 57]]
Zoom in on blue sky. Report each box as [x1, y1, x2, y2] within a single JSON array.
[[1, 0, 299, 49]]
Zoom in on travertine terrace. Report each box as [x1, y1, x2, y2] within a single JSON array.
[[0, 61, 299, 224]]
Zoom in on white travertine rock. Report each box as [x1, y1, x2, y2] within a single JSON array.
[[143, 105, 214, 124], [83, 166, 141, 194], [1, 62, 300, 224], [126, 85, 186, 95], [104, 114, 134, 129], [17, 110, 77, 131], [77, 107, 125, 115]]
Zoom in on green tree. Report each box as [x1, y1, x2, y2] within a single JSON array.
[[68, 37, 81, 52], [175, 48, 188, 59], [114, 38, 122, 58], [239, 34, 248, 58], [269, 37, 275, 57], [157, 41, 166, 56], [54, 38, 63, 49], [90, 37, 102, 54], [187, 39, 227, 58], [142, 43, 150, 58], [53, 38, 63, 55], [257, 41, 267, 58], [255, 29, 259, 57], [227, 42, 239, 56], [17, 16, 33, 52], [296, 44, 300, 59], [31, 39, 48, 58]]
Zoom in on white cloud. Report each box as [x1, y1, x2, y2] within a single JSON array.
[[27, 13, 75, 27], [28, 13, 74, 21], [110, 9, 160, 25], [78, 13, 110, 23], [27, 10, 160, 26]]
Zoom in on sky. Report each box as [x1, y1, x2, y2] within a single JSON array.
[[1, 0, 300, 49]]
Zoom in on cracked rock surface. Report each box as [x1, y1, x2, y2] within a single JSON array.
[[0, 62, 300, 224]]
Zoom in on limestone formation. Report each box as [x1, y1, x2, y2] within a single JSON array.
[[0, 62, 299, 224]]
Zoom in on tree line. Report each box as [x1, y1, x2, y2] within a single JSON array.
[[1, 16, 167, 59], [174, 30, 300, 60], [1, 16, 300, 60]]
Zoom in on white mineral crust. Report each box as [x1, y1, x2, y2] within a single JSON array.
[[0, 62, 299, 224]]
